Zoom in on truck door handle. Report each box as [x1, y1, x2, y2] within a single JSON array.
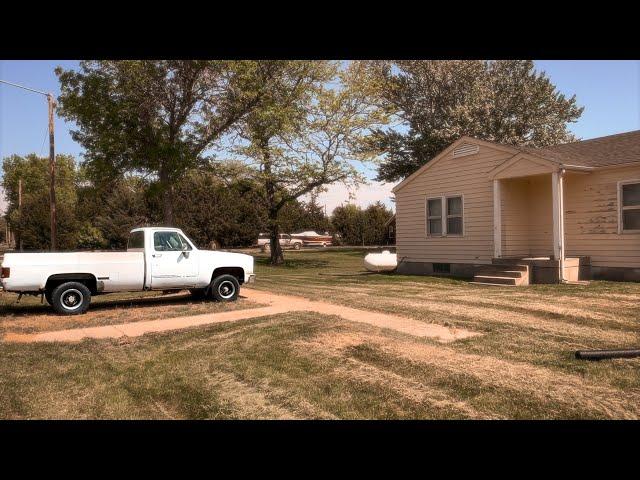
[[153, 254, 162, 258]]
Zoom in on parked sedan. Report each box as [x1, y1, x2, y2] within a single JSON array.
[[257, 233, 303, 252]]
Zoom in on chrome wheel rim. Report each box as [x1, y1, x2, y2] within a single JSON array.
[[61, 288, 84, 311], [218, 281, 236, 299]]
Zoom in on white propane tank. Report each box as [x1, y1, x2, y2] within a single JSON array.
[[363, 250, 398, 272]]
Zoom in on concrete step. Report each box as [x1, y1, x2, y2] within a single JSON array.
[[488, 263, 529, 272], [473, 275, 518, 286], [470, 281, 517, 287], [475, 269, 525, 278]]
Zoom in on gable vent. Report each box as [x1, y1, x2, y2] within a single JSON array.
[[453, 143, 479, 158]]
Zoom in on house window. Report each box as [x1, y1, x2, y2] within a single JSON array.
[[427, 198, 443, 235], [620, 181, 640, 232], [426, 195, 464, 236], [446, 196, 463, 235]]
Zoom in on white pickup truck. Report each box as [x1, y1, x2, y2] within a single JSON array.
[[0, 227, 255, 315]]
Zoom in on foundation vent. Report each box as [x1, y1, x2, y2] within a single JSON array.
[[453, 143, 479, 158]]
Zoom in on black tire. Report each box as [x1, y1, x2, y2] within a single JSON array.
[[293, 242, 301, 250], [190, 288, 207, 300], [211, 274, 240, 302], [51, 281, 91, 315]]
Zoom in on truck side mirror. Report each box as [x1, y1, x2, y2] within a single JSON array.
[[182, 244, 190, 258]]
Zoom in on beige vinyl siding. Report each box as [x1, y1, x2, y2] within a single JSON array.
[[501, 178, 530, 257], [500, 175, 553, 257], [396, 145, 515, 264], [564, 165, 640, 268]]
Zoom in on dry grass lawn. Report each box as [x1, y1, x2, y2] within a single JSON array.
[[1, 248, 639, 419]]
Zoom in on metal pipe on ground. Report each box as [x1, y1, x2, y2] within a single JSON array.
[[575, 348, 640, 361]]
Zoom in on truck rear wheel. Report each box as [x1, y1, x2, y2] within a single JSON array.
[[51, 281, 92, 315], [211, 274, 240, 302]]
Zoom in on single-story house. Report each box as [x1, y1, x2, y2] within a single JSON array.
[[393, 130, 640, 285]]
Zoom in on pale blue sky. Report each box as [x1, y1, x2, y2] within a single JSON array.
[[1, 60, 639, 212]]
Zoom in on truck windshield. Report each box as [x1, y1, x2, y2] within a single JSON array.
[[127, 231, 145, 250]]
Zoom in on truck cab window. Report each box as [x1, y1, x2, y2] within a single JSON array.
[[127, 231, 145, 250], [154, 231, 192, 251]]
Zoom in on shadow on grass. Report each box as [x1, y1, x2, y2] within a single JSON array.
[[256, 257, 331, 269], [0, 292, 221, 318]]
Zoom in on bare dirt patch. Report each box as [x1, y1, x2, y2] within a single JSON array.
[[0, 291, 263, 336], [243, 289, 479, 342]]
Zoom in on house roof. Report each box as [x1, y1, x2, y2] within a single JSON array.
[[514, 130, 640, 168], [392, 130, 640, 194]]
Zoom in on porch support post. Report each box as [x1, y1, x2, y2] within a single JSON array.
[[493, 179, 502, 258], [552, 170, 565, 281]]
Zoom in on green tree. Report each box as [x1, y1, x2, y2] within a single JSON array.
[[234, 61, 386, 264], [1, 154, 79, 250], [0, 216, 6, 244], [173, 170, 266, 248], [362, 201, 393, 245], [56, 60, 275, 225], [364, 60, 584, 182], [331, 204, 363, 245], [330, 201, 393, 246]]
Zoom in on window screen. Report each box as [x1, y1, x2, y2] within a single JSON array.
[[427, 198, 443, 235], [446, 196, 463, 235]]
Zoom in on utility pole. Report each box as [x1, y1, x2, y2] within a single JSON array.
[[48, 94, 57, 251], [0, 79, 57, 251], [18, 179, 23, 251]]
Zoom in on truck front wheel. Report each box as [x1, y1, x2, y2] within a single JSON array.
[[51, 282, 92, 315], [211, 274, 240, 302]]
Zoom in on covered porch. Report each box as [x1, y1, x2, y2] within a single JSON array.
[[489, 153, 590, 283]]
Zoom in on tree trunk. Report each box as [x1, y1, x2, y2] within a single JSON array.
[[268, 209, 284, 265], [159, 166, 174, 226]]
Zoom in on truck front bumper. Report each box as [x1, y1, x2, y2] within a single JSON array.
[[246, 274, 256, 284]]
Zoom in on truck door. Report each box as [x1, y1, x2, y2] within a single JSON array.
[[150, 231, 199, 289]]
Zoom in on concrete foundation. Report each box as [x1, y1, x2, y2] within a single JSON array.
[[591, 266, 640, 282], [397, 256, 592, 284]]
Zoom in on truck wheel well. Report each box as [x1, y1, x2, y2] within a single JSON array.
[[211, 267, 245, 285], [45, 274, 98, 295]]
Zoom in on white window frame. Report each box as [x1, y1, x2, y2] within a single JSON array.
[[425, 194, 465, 237], [618, 180, 640, 233]]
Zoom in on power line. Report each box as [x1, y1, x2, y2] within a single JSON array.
[[0, 79, 48, 96]]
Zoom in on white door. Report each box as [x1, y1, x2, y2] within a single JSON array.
[[150, 231, 199, 289]]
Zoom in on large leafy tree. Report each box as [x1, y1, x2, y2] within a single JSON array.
[[233, 61, 387, 264], [56, 60, 274, 225], [365, 60, 584, 182]]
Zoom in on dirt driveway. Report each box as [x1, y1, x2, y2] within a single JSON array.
[[4, 288, 478, 343]]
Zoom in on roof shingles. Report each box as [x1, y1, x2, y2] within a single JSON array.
[[521, 130, 640, 168]]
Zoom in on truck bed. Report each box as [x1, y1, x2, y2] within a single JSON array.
[[2, 251, 145, 292]]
